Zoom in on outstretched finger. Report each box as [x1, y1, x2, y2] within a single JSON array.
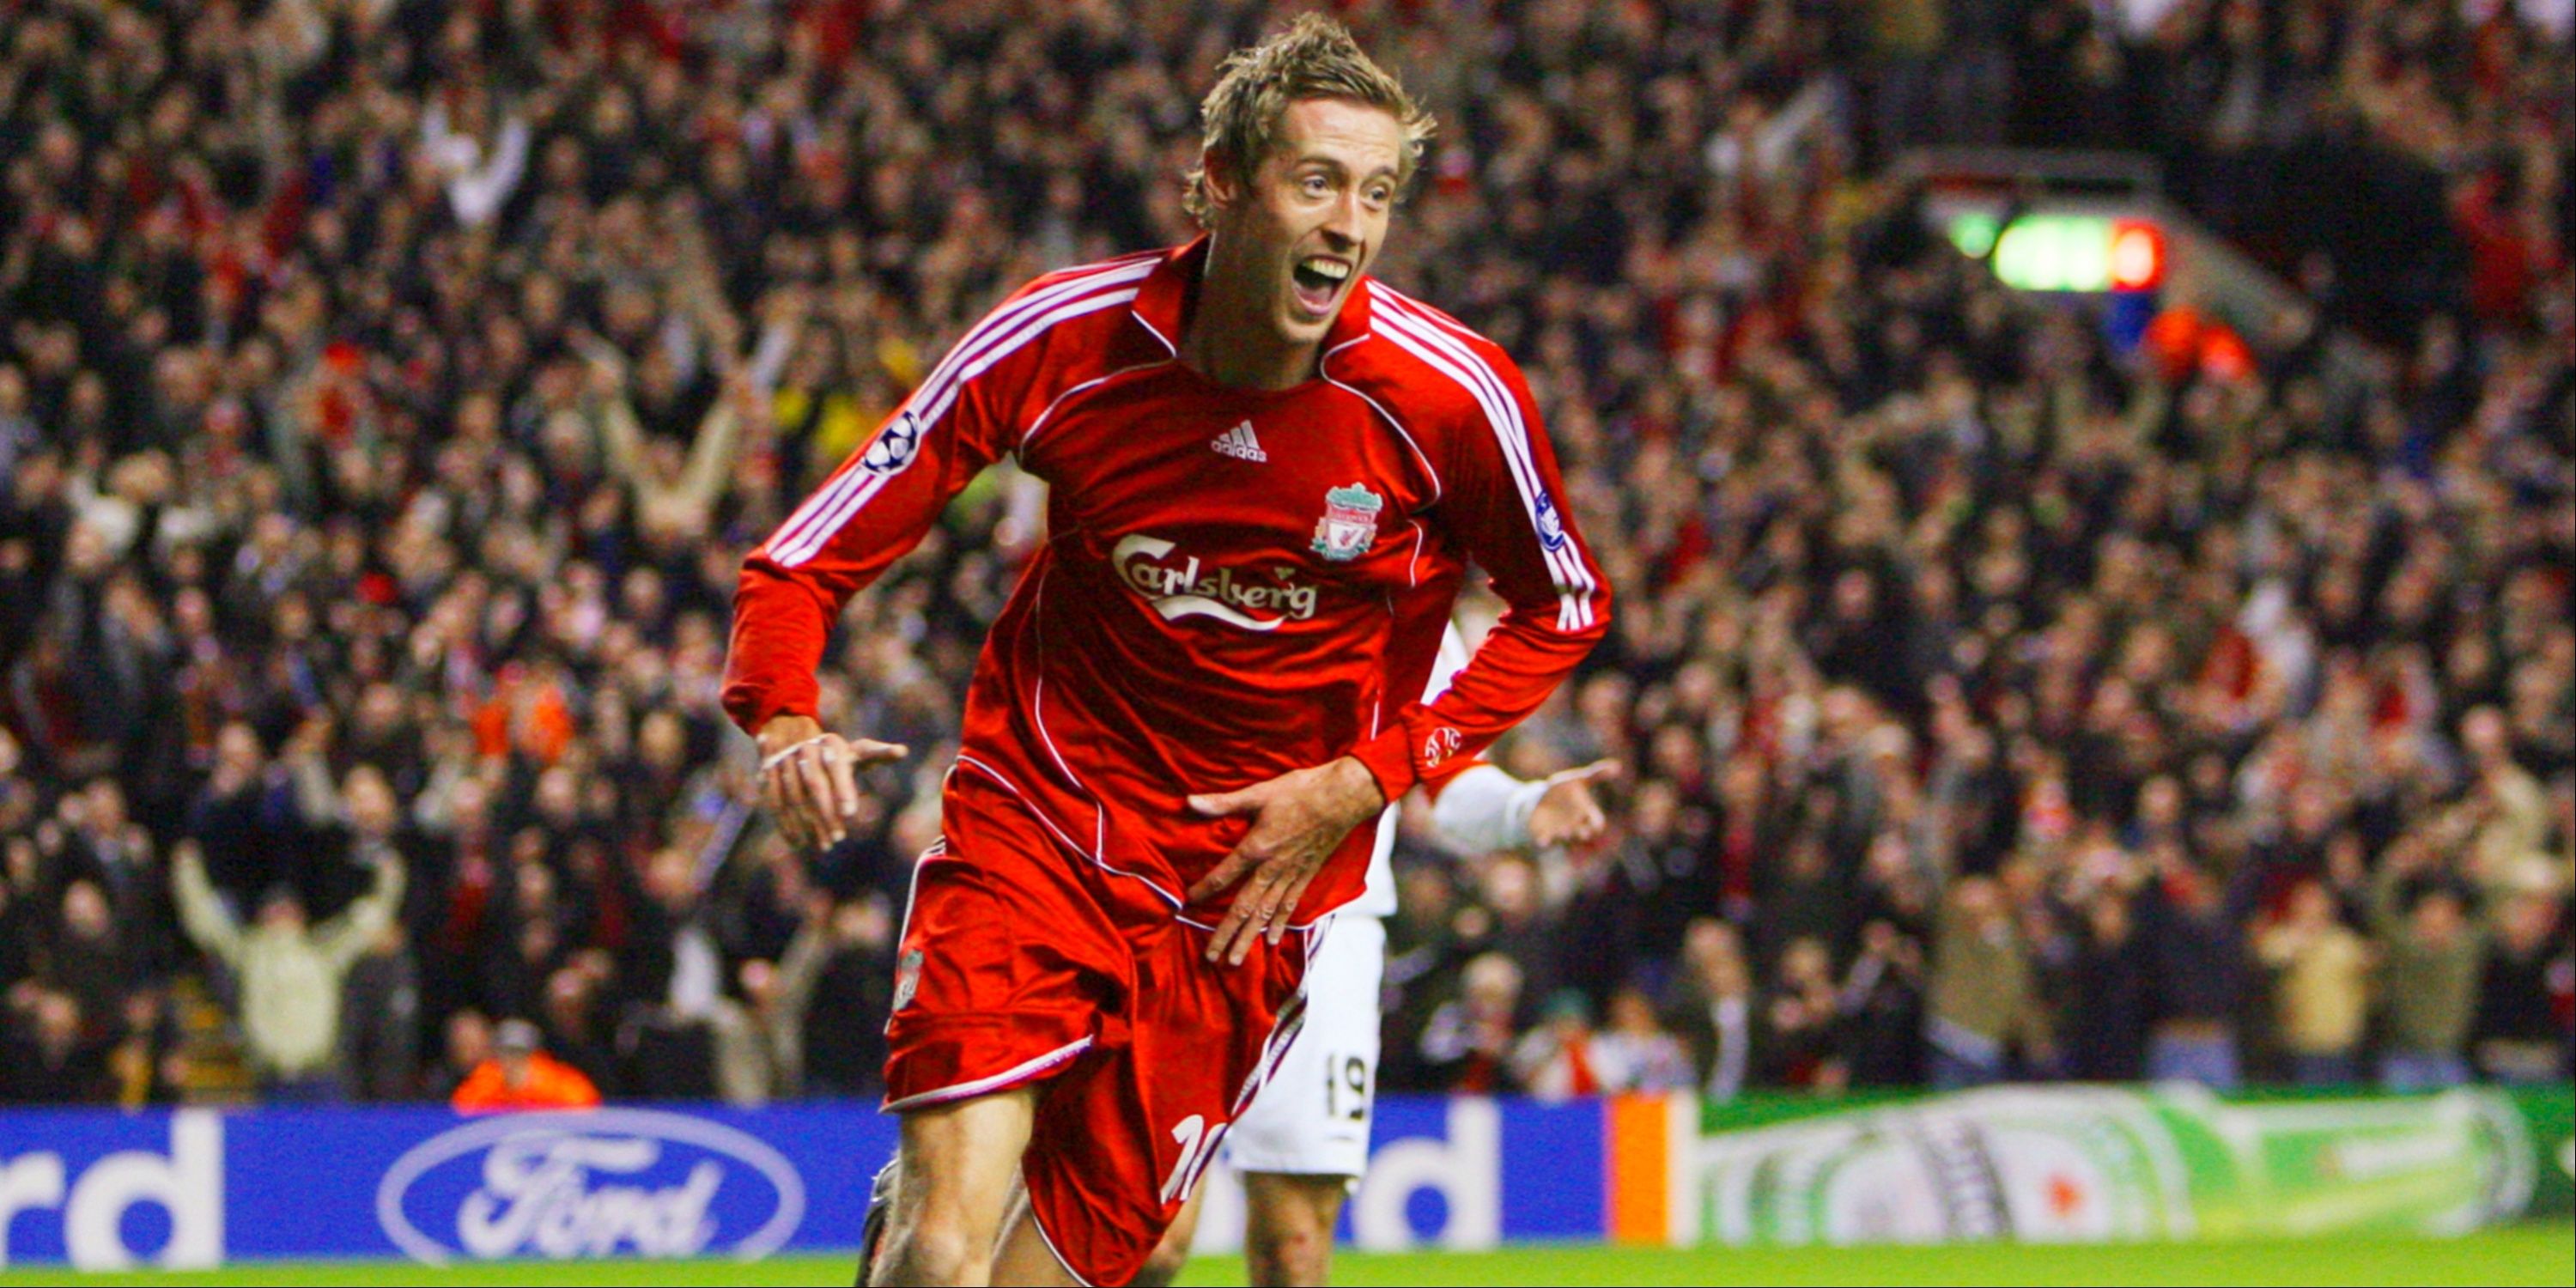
[[1556, 788, 1597, 850], [1552, 758, 1623, 786], [1218, 872, 1285, 966], [1263, 866, 1321, 948], [1206, 866, 1275, 963], [1567, 793, 1607, 842], [793, 748, 844, 845], [1205, 893, 1253, 963], [1186, 842, 1263, 904], [1187, 785, 1266, 818], [765, 767, 812, 849], [784, 758, 829, 848], [825, 743, 861, 823], [848, 738, 910, 769]]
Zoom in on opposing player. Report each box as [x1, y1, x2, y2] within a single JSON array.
[[1139, 622, 1617, 1288], [723, 16, 1608, 1286]]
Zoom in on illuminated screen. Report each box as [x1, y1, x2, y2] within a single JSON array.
[[1947, 214, 2165, 292]]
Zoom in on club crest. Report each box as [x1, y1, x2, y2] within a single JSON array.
[[1310, 483, 1383, 562], [892, 949, 924, 1012]]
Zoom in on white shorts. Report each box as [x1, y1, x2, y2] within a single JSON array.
[[1227, 915, 1383, 1177]]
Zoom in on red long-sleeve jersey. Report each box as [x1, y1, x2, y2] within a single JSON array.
[[723, 240, 1608, 926]]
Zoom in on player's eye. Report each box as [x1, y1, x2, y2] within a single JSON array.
[[1302, 174, 1331, 197], [1364, 185, 1392, 207]]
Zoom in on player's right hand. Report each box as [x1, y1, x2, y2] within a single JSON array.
[[756, 714, 908, 850], [1528, 758, 1619, 848]]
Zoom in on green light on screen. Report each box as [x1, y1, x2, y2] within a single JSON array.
[[1948, 213, 2000, 260], [1991, 216, 2113, 292]]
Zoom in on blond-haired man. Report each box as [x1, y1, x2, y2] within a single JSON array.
[[724, 15, 1607, 1285]]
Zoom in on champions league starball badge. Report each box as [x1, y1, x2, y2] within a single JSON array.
[[861, 410, 922, 474], [1310, 483, 1382, 562]]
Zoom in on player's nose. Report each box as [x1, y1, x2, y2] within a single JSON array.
[[1320, 192, 1365, 249]]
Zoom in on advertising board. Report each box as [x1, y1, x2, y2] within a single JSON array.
[[0, 1085, 2564, 1270]]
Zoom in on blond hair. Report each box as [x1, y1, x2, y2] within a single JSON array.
[[1183, 13, 1435, 228]]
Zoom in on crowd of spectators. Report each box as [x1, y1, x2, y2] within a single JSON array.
[[1, 0, 2568, 1111], [1877, 0, 2573, 346]]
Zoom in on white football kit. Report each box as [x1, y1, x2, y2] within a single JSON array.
[[1224, 624, 1552, 1176]]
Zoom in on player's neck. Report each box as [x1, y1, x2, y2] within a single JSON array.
[[1182, 247, 1321, 392]]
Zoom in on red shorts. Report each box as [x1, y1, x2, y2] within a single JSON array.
[[884, 774, 1313, 1285]]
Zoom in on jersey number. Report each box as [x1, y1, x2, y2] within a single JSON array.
[[1158, 1114, 1225, 1206], [1322, 1054, 1370, 1121]]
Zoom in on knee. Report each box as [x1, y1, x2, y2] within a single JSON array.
[[1131, 1236, 1190, 1288], [1246, 1225, 1331, 1288], [1245, 1178, 1342, 1287]]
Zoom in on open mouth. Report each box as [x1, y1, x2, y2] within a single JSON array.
[[1291, 255, 1352, 316]]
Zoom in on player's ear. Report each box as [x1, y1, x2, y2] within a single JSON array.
[[1200, 148, 1242, 211]]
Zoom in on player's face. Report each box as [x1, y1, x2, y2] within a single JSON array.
[[1215, 97, 1405, 350]]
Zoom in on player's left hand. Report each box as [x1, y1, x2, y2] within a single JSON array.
[[1187, 756, 1387, 965]]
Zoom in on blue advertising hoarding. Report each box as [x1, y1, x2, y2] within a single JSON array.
[[0, 1095, 1596, 1270], [0, 1103, 892, 1270], [3, 1088, 2561, 1270]]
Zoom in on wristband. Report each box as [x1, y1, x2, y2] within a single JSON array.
[[759, 735, 830, 774]]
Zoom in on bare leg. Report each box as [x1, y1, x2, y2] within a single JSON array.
[[1242, 1172, 1349, 1287], [989, 1184, 1087, 1287], [872, 1089, 1037, 1287], [1129, 1182, 1207, 1288]]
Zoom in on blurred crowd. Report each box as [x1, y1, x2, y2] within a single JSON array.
[[1, 0, 2568, 1111], [1881, 0, 2572, 345]]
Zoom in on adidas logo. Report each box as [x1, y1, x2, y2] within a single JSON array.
[[1211, 421, 1267, 463]]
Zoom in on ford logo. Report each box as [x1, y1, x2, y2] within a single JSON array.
[[374, 1109, 806, 1265]]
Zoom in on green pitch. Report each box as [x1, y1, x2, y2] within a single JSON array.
[[12, 1228, 2571, 1287]]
